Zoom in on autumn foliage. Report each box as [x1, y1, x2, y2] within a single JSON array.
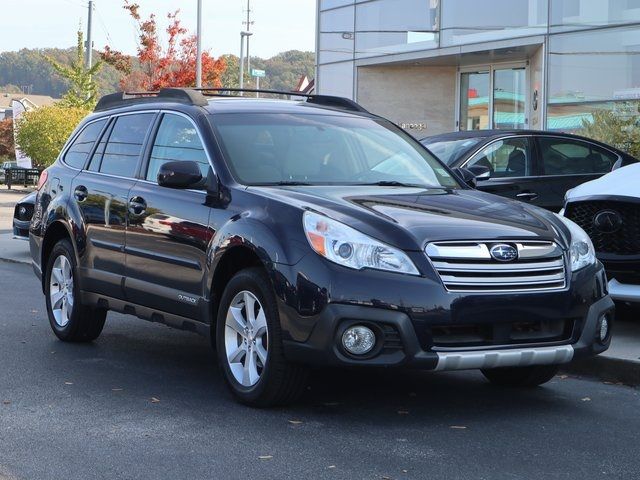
[[0, 118, 15, 159], [101, 2, 226, 91]]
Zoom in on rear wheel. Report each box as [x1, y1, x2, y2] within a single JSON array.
[[216, 267, 308, 407], [481, 364, 560, 387], [44, 239, 106, 342]]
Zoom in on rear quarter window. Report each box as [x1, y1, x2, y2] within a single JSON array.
[[63, 119, 107, 169]]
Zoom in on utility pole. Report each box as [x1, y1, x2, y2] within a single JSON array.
[[243, 0, 254, 86], [196, 0, 203, 88], [85, 0, 94, 69]]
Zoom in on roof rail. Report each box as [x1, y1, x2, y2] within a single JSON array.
[[94, 87, 368, 114], [94, 88, 208, 112], [196, 88, 369, 113]]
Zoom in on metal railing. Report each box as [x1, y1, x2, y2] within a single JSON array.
[[4, 168, 42, 189]]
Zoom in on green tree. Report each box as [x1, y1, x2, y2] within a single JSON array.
[[581, 103, 640, 158], [15, 105, 88, 167], [44, 31, 103, 108]]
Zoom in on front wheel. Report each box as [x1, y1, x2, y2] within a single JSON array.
[[44, 239, 106, 342], [215, 268, 308, 407], [481, 364, 561, 387]]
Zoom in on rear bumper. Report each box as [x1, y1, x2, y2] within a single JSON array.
[[283, 294, 614, 371]]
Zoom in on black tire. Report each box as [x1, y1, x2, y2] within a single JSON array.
[[481, 364, 560, 387], [215, 267, 308, 407], [44, 239, 106, 342]]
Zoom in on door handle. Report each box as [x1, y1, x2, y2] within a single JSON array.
[[516, 192, 538, 201], [128, 196, 147, 215], [74, 185, 88, 202]]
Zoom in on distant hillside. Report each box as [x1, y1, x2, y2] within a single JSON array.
[[0, 48, 315, 97]]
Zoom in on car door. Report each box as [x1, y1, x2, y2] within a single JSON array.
[[465, 137, 541, 204], [533, 136, 620, 211], [124, 112, 214, 320], [71, 112, 157, 299]]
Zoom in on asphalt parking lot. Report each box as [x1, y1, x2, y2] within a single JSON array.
[[1, 259, 640, 480]]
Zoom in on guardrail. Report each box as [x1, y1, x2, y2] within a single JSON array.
[[5, 168, 42, 189]]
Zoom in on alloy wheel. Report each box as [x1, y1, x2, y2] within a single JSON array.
[[224, 290, 269, 387], [49, 255, 74, 328]]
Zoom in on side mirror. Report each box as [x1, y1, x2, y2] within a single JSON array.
[[157, 161, 203, 189], [466, 164, 491, 180], [454, 167, 477, 188]]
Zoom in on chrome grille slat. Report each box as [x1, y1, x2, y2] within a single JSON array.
[[427, 241, 567, 293], [431, 259, 564, 272]]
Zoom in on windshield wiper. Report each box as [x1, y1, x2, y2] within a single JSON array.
[[356, 181, 425, 187]]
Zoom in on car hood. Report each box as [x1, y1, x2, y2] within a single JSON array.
[[566, 163, 640, 201], [254, 186, 565, 251]]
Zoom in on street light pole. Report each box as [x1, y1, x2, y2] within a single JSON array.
[[196, 0, 203, 88], [239, 31, 253, 92]]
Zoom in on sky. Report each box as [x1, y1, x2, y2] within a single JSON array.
[[0, 0, 316, 58]]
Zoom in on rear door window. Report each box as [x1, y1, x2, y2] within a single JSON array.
[[466, 137, 533, 177], [98, 113, 155, 177], [63, 119, 107, 169], [538, 137, 618, 175]]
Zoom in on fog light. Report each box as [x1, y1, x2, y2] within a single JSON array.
[[342, 325, 376, 355], [598, 315, 610, 342]]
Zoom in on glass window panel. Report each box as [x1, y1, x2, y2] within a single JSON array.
[[468, 138, 533, 177], [538, 137, 618, 175], [547, 25, 640, 155], [320, 0, 353, 10], [493, 68, 527, 130], [441, 0, 547, 47], [99, 114, 154, 178], [64, 119, 107, 169], [319, 6, 355, 64], [355, 0, 438, 58], [146, 115, 209, 182], [550, 0, 640, 32], [460, 71, 490, 131]]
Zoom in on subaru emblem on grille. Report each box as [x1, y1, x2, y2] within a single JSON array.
[[593, 210, 622, 234], [489, 244, 518, 262]]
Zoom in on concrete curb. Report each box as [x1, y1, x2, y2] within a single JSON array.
[[562, 356, 640, 387]]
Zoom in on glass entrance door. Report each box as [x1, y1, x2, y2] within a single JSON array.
[[459, 64, 527, 131], [493, 67, 526, 130], [459, 71, 490, 131]]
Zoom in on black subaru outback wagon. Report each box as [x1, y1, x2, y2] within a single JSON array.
[[30, 88, 613, 406]]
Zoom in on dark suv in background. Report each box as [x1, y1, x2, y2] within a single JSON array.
[[30, 88, 613, 406]]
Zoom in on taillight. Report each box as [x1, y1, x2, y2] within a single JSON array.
[[36, 170, 48, 191]]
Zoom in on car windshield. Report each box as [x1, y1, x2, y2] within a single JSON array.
[[421, 137, 483, 165], [211, 113, 459, 189]]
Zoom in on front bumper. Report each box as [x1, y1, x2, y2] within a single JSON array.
[[277, 255, 613, 371], [13, 219, 30, 240], [608, 278, 640, 304], [283, 295, 613, 371]]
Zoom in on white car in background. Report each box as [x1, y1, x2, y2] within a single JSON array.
[[562, 163, 640, 314]]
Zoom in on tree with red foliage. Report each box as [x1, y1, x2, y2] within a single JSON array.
[[101, 2, 226, 91], [0, 118, 15, 159]]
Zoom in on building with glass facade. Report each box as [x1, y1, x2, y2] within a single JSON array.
[[316, 0, 640, 138]]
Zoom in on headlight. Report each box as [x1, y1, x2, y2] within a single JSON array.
[[303, 211, 419, 275], [554, 214, 596, 272]]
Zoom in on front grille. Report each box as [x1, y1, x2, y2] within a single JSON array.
[[14, 203, 34, 222], [426, 241, 566, 293], [430, 319, 574, 349], [565, 200, 640, 255]]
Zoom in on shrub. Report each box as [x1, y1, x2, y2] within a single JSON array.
[[15, 105, 88, 167]]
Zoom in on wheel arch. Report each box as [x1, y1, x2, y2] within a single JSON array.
[[40, 220, 77, 291]]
